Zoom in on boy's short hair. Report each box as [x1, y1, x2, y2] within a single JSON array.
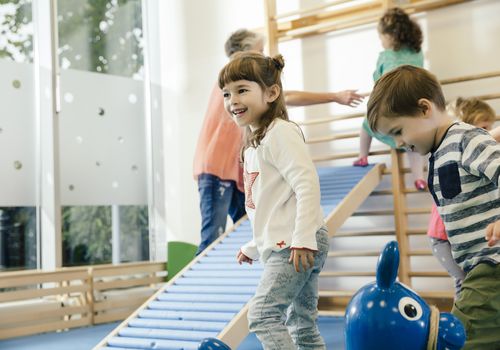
[[367, 65, 446, 132], [224, 29, 264, 58]]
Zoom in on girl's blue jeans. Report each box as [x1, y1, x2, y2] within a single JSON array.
[[247, 227, 329, 349], [196, 173, 246, 255]]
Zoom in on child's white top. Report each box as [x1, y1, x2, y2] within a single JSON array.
[[240, 118, 325, 263]]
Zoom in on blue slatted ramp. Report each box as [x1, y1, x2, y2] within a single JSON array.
[[95, 165, 378, 350]]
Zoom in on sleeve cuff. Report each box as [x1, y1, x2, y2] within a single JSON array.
[[290, 246, 318, 252], [241, 242, 259, 261]]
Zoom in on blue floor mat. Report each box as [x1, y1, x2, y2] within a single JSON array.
[[238, 316, 345, 350], [0, 317, 345, 350]]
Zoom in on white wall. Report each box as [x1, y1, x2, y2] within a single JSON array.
[[157, 1, 266, 246], [158, 0, 500, 291]]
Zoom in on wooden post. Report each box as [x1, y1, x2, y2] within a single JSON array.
[[263, 0, 279, 56], [87, 267, 95, 325], [390, 149, 411, 285], [381, 0, 395, 10]]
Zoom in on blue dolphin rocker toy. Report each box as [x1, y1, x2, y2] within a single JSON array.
[[345, 240, 466, 350]]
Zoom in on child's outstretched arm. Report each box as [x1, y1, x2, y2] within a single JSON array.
[[485, 221, 500, 247], [490, 125, 500, 142], [288, 248, 315, 272], [284, 90, 364, 107]]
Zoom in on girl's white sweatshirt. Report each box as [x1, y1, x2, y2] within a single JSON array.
[[240, 119, 325, 263]]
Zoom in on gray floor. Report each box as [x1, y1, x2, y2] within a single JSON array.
[[0, 317, 346, 350]]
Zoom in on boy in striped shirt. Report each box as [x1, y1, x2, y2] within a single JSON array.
[[366, 65, 500, 350]]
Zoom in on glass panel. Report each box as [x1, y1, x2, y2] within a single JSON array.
[[119, 205, 149, 263], [0, 0, 37, 271], [62, 206, 112, 266], [57, 0, 148, 266]]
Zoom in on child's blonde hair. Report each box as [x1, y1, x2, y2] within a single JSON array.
[[379, 7, 423, 52], [448, 97, 496, 127], [218, 52, 289, 156]]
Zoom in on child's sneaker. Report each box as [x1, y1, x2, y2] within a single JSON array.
[[353, 156, 369, 167], [414, 179, 427, 191]]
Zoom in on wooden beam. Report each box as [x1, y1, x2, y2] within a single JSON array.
[[306, 131, 360, 144], [391, 150, 411, 285], [296, 112, 364, 126], [274, 0, 355, 20], [312, 148, 390, 162], [263, 0, 278, 56], [441, 70, 500, 85]]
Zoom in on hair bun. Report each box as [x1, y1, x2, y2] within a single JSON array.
[[271, 54, 285, 71]]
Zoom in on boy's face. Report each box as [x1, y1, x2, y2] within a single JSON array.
[[376, 114, 437, 155]]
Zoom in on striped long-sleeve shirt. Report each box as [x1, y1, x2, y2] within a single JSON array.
[[428, 122, 500, 272]]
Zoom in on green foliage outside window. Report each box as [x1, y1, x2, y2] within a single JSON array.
[[57, 0, 143, 78], [0, 0, 149, 269], [0, 0, 33, 62]]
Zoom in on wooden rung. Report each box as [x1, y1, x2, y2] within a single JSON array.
[[419, 290, 454, 299], [409, 271, 450, 277], [328, 250, 379, 258], [328, 250, 432, 258], [312, 149, 389, 162], [474, 92, 500, 101], [406, 228, 427, 235], [372, 188, 431, 195], [320, 271, 376, 277], [383, 167, 429, 175], [306, 131, 359, 144], [408, 250, 432, 256], [351, 209, 394, 216], [295, 112, 364, 126], [328, 250, 380, 257], [404, 188, 428, 194], [319, 290, 355, 298], [334, 229, 395, 237], [406, 207, 431, 215], [371, 189, 392, 196], [440, 70, 500, 85], [274, 0, 354, 20]]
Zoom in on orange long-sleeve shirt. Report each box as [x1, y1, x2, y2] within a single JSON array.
[[193, 84, 244, 192]]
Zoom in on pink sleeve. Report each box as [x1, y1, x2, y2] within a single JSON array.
[[427, 204, 448, 240]]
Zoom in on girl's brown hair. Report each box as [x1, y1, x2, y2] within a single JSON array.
[[450, 97, 496, 127], [218, 52, 289, 159], [379, 7, 423, 52]]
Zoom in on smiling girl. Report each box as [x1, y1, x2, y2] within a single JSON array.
[[218, 52, 329, 349]]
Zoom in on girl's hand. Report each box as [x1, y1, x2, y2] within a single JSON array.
[[237, 250, 253, 265], [485, 220, 500, 247], [288, 248, 315, 272]]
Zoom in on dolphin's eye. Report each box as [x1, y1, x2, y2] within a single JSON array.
[[404, 304, 417, 317], [398, 297, 423, 321]]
